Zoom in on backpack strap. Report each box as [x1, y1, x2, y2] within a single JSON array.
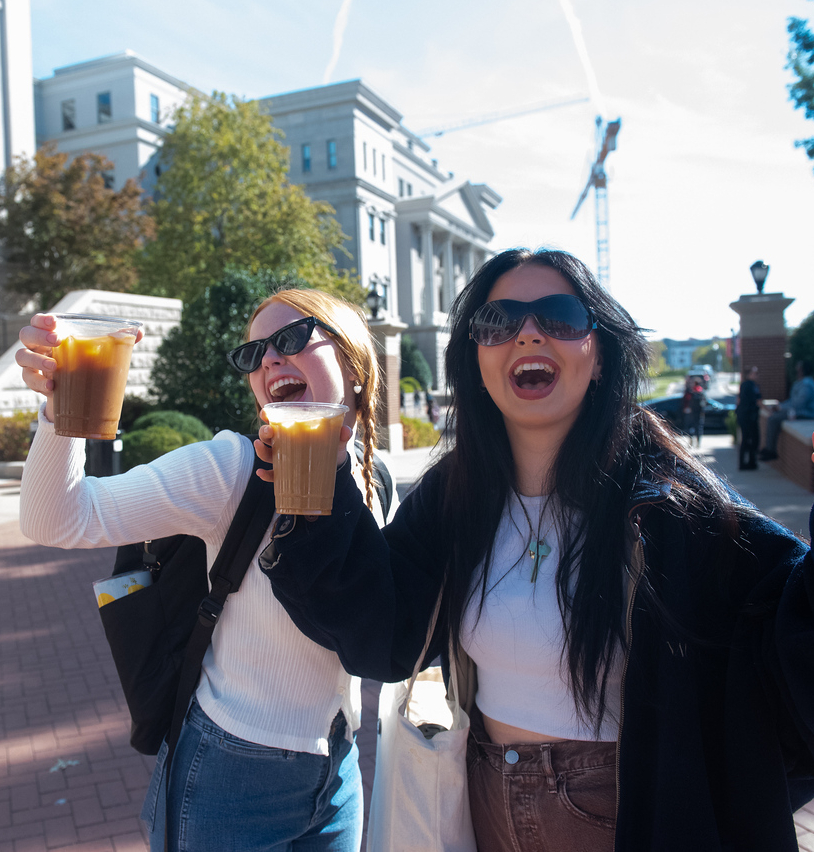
[[163, 449, 274, 805], [354, 439, 394, 518]]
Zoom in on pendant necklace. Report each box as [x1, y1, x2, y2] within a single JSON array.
[[515, 492, 552, 583]]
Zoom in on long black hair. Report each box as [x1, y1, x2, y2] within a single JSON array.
[[438, 247, 741, 730]]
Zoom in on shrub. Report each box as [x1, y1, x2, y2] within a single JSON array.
[[399, 376, 422, 394], [401, 415, 439, 449], [0, 410, 36, 461], [121, 425, 197, 471], [119, 394, 159, 432], [132, 411, 213, 442]]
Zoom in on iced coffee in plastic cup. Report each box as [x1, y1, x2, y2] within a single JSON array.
[[262, 402, 349, 515], [52, 314, 142, 440]]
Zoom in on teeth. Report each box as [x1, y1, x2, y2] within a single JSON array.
[[269, 377, 305, 394], [513, 362, 554, 377]]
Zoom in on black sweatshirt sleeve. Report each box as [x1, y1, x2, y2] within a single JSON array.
[[260, 459, 449, 682]]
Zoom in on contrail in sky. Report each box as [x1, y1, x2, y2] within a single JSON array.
[[323, 0, 354, 84], [556, 0, 605, 117]]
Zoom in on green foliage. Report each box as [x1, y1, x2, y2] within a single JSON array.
[[149, 267, 281, 433], [400, 335, 433, 390], [121, 425, 197, 471], [647, 341, 667, 376], [0, 411, 36, 461], [119, 394, 159, 432], [137, 92, 363, 305], [692, 341, 732, 372], [401, 415, 439, 449], [788, 14, 814, 165], [789, 310, 814, 373], [726, 410, 738, 443], [399, 376, 422, 393], [132, 411, 213, 442], [0, 143, 154, 311]]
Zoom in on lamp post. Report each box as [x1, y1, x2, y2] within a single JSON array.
[[366, 278, 383, 320], [749, 260, 769, 294]]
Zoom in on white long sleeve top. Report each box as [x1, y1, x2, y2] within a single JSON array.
[[19, 406, 393, 756]]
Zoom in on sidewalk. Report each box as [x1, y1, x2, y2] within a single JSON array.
[[1, 435, 813, 850]]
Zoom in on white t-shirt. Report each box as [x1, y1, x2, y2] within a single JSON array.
[[19, 406, 395, 755], [461, 491, 621, 741]]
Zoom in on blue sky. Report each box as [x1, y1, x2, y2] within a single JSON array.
[[30, 0, 814, 341]]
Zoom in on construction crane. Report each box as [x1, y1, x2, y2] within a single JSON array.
[[570, 116, 621, 289], [416, 94, 589, 138]]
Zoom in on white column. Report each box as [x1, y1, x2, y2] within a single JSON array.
[[421, 224, 434, 323], [443, 236, 454, 312]]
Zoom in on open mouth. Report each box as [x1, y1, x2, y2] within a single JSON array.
[[268, 377, 307, 403], [511, 361, 556, 392]]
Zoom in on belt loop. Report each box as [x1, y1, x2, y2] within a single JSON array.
[[541, 745, 557, 793]]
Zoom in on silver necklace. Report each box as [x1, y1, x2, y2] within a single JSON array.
[[515, 493, 552, 583]]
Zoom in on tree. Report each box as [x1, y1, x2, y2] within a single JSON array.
[[138, 93, 363, 306], [400, 334, 433, 390], [788, 12, 814, 166], [149, 267, 293, 433], [0, 144, 155, 310], [789, 311, 814, 374]]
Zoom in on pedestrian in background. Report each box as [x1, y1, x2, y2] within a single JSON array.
[[736, 365, 762, 470], [682, 375, 706, 446], [261, 248, 814, 851], [760, 359, 814, 460]]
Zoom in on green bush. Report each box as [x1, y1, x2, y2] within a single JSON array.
[[132, 411, 213, 442], [726, 410, 738, 443], [401, 415, 439, 449], [121, 425, 198, 471], [119, 394, 159, 432], [0, 410, 36, 461], [399, 376, 422, 394]]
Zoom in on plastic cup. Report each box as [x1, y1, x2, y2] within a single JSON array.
[[263, 402, 349, 515], [52, 314, 142, 440]]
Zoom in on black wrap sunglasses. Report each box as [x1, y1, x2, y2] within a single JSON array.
[[227, 316, 341, 373], [469, 295, 597, 346]]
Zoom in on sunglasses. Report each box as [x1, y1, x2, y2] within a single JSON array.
[[469, 295, 597, 346], [227, 316, 341, 373]]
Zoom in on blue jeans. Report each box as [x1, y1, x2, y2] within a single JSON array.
[[141, 701, 363, 852]]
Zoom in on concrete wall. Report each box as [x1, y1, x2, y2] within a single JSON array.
[[0, 290, 182, 415]]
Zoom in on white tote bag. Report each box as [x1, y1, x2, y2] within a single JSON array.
[[365, 596, 477, 852]]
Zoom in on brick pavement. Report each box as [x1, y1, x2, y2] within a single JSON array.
[[1, 433, 814, 850]]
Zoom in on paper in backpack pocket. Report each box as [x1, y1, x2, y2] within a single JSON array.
[[93, 571, 153, 608]]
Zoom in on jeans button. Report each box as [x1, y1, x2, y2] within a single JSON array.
[[505, 749, 519, 765]]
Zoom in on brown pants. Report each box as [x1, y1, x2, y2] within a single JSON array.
[[467, 705, 617, 852]]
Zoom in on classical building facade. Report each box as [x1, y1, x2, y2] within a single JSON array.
[[257, 80, 501, 391], [34, 51, 192, 193]]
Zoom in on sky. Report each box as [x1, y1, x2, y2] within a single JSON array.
[[28, 0, 814, 342]]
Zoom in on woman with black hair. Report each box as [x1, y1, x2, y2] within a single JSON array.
[[260, 248, 814, 851]]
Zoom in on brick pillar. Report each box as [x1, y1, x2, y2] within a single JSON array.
[[368, 317, 408, 452], [729, 293, 794, 403]]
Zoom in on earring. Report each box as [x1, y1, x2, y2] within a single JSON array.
[[353, 383, 363, 394]]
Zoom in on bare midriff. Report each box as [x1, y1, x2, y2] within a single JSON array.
[[482, 710, 568, 745]]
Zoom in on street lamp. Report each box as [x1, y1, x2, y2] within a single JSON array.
[[750, 260, 769, 294], [366, 278, 383, 320]]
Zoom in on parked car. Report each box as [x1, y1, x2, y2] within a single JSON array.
[[642, 394, 735, 434]]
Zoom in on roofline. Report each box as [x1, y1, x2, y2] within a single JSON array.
[[45, 51, 194, 93]]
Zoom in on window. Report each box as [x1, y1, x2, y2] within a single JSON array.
[[61, 99, 76, 131], [302, 144, 311, 173], [363, 142, 367, 171], [407, 183, 413, 197], [102, 171, 115, 190], [327, 139, 337, 169], [150, 94, 160, 124], [372, 148, 376, 176], [382, 154, 386, 180], [368, 213, 375, 241], [97, 91, 112, 123], [380, 218, 386, 245], [398, 178, 404, 197]]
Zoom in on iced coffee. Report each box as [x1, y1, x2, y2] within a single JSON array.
[[52, 314, 142, 440], [263, 402, 349, 515]]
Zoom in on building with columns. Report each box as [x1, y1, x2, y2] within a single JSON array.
[[258, 79, 501, 391]]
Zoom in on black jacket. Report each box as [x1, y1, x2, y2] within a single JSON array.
[[263, 458, 814, 851]]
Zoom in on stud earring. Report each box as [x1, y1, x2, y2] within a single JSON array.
[[353, 383, 363, 394]]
